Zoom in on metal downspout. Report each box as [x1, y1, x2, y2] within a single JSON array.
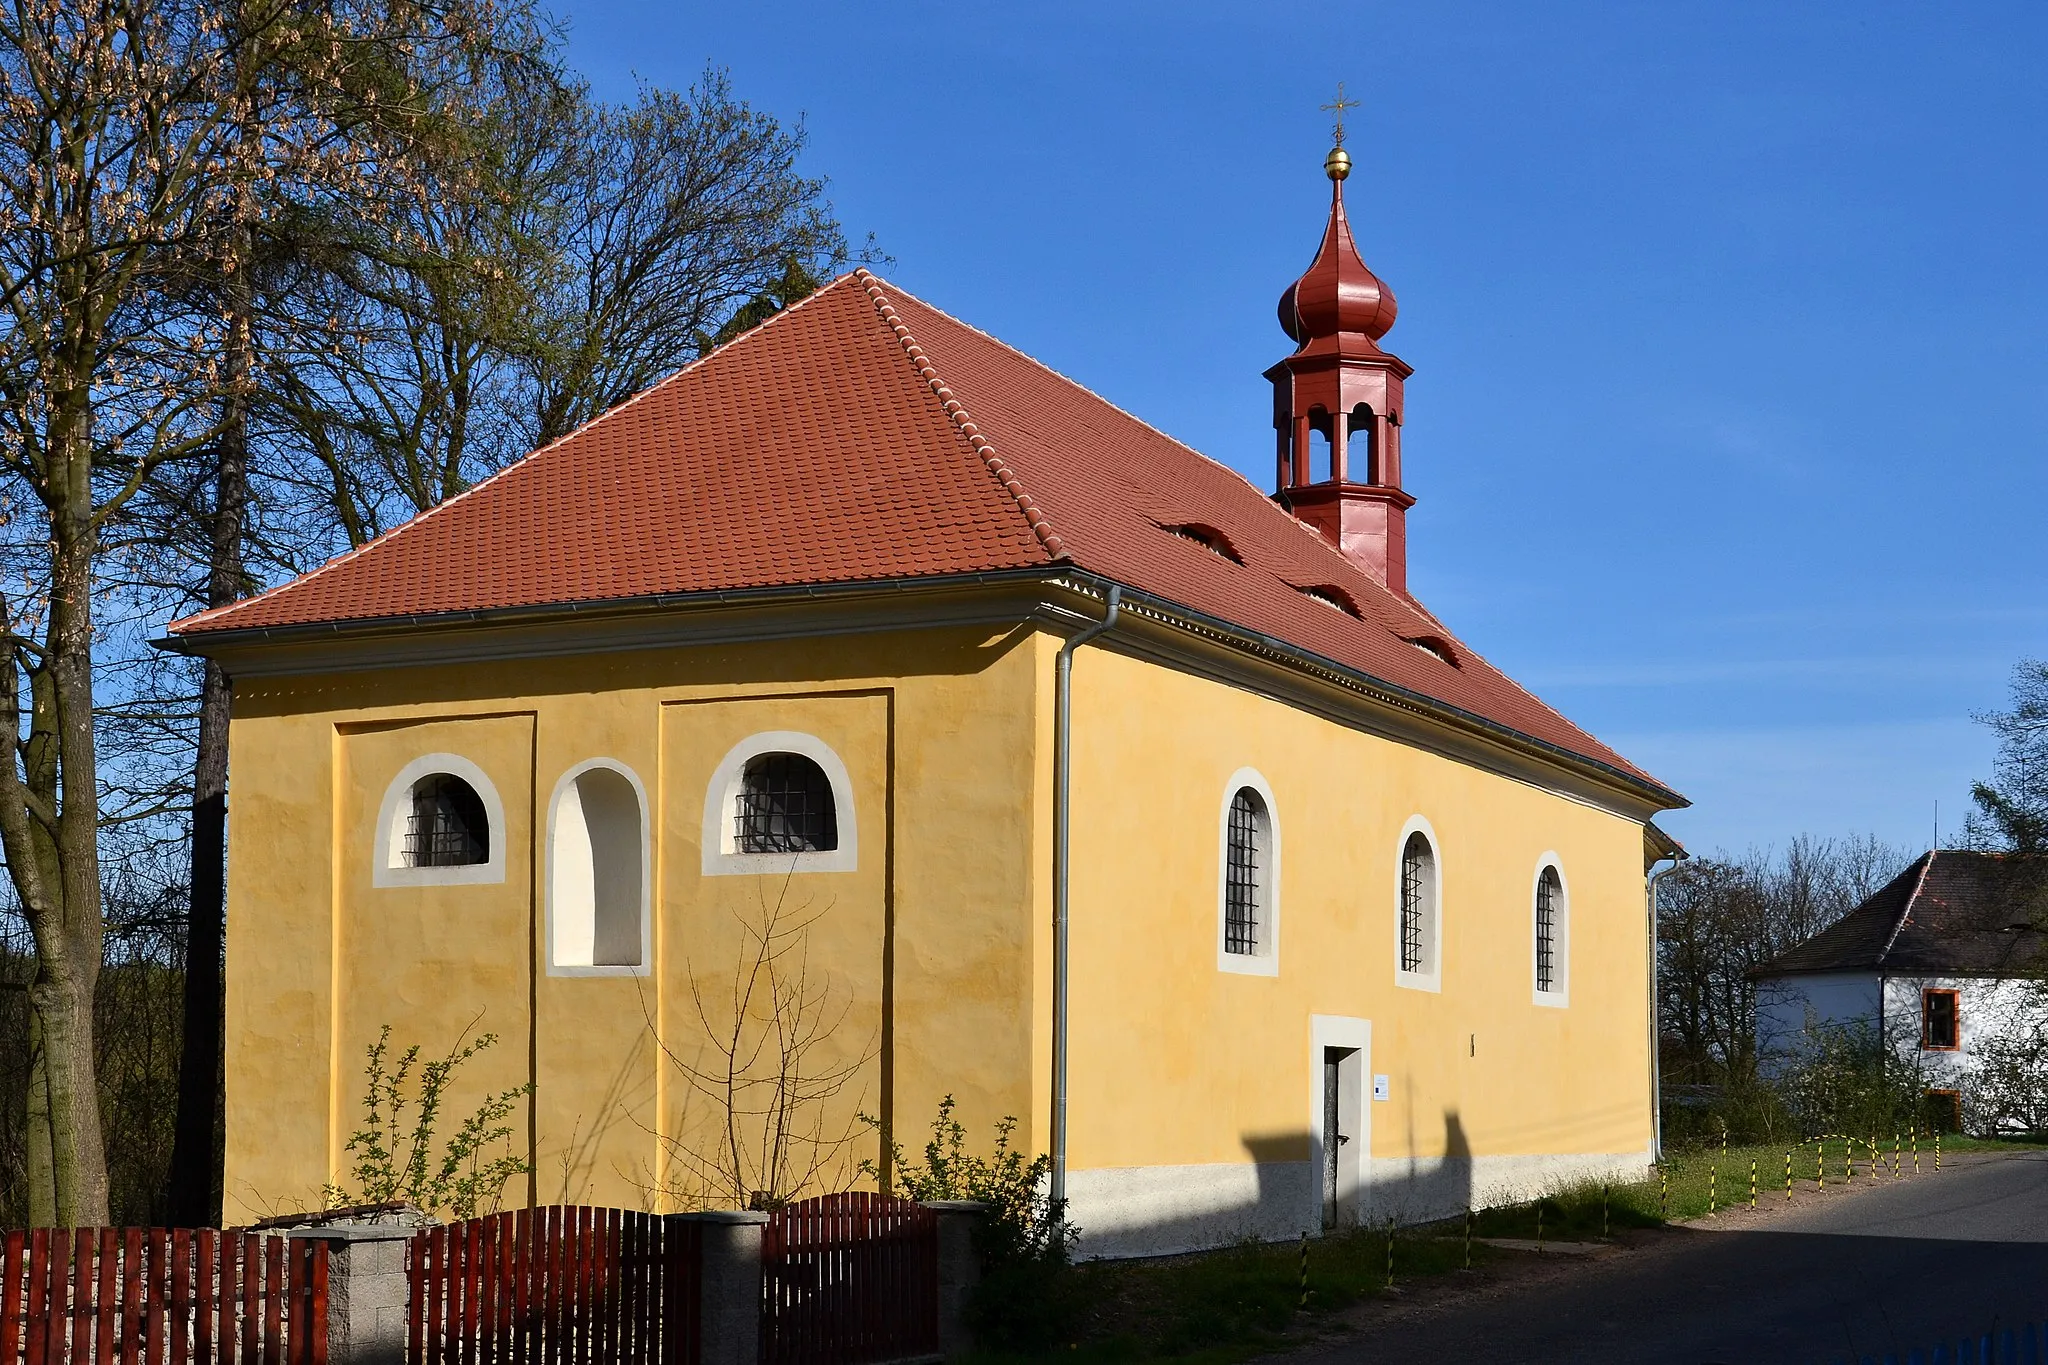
[[1052, 585, 1121, 1207], [1647, 855, 1683, 1163]]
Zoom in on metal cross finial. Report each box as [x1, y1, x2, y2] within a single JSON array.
[[1322, 82, 1361, 146]]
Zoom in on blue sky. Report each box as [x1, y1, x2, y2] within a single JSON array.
[[559, 2, 2048, 858]]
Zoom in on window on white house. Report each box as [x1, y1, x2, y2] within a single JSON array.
[[1399, 832, 1436, 975], [735, 753, 838, 854], [1224, 788, 1269, 955], [1535, 867, 1562, 993], [1922, 989, 1959, 1050], [404, 774, 489, 867]]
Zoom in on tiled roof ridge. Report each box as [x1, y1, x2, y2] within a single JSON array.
[[874, 281, 1533, 657], [878, 279, 1274, 506], [854, 268, 1066, 560], [173, 277, 859, 634], [1876, 850, 1937, 967]]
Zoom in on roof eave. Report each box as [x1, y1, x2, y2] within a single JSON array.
[[157, 565, 1684, 814]]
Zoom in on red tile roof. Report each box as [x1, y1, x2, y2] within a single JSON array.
[[172, 271, 1671, 798]]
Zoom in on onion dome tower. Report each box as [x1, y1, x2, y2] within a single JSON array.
[[1268, 130, 1416, 596]]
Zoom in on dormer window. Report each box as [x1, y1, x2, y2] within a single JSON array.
[[1404, 635, 1458, 667], [1162, 523, 1242, 564], [1297, 585, 1360, 618]]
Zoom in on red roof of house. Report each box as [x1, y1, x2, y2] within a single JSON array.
[[172, 271, 1671, 797]]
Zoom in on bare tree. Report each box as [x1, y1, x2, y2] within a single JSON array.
[[257, 62, 860, 561], [649, 877, 872, 1211], [1965, 659, 2048, 860], [0, 0, 266, 1225], [0, 0, 500, 1225]]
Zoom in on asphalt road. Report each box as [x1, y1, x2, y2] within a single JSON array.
[[1289, 1152, 2048, 1364]]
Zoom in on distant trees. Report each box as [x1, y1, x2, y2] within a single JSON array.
[[0, 0, 863, 1228], [1657, 834, 1910, 1088]]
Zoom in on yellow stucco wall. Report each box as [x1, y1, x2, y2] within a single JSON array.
[[221, 613, 1652, 1226], [222, 624, 1047, 1225], [1063, 645, 1651, 1175]]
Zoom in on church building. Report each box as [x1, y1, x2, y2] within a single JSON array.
[[168, 140, 1684, 1255]]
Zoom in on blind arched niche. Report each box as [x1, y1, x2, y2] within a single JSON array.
[[549, 763, 648, 971]]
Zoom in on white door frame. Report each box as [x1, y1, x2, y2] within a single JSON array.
[[1309, 1014, 1371, 1232]]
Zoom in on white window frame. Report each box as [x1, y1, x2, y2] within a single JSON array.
[[1216, 767, 1281, 976], [546, 759, 652, 977], [1531, 854, 1570, 1008], [1393, 815, 1442, 992], [701, 731, 859, 876], [372, 753, 508, 889]]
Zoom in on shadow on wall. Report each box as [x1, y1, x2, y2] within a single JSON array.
[[1066, 1109, 1648, 1261]]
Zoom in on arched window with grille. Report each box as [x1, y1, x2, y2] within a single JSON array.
[[1217, 770, 1280, 975], [702, 732, 859, 875], [1394, 819, 1440, 989], [736, 752, 838, 853], [407, 774, 489, 867], [1533, 858, 1569, 1005], [373, 753, 508, 888]]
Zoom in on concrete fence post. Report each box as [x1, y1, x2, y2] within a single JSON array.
[[284, 1220, 421, 1365], [670, 1210, 768, 1365], [921, 1200, 989, 1360]]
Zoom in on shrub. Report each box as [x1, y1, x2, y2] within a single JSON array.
[[867, 1096, 1083, 1352], [323, 1025, 533, 1219]]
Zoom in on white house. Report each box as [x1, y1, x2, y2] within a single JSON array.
[[1754, 849, 2048, 1130]]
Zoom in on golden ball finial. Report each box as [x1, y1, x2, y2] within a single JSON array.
[[1324, 146, 1352, 181]]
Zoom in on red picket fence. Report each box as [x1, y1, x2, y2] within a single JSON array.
[[0, 1228, 328, 1365], [758, 1194, 937, 1365], [407, 1206, 700, 1365]]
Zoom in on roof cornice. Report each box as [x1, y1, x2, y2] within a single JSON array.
[[158, 566, 1682, 817]]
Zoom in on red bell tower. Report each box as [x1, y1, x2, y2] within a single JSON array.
[[1268, 132, 1416, 597]]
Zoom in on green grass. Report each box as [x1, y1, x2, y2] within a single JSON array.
[[965, 1131, 2031, 1363]]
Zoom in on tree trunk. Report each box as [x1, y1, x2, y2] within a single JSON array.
[[168, 190, 254, 1228], [24, 1007, 55, 1228], [32, 453, 113, 1224], [167, 658, 232, 1226]]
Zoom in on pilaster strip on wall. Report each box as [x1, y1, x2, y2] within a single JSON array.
[[855, 267, 1068, 560]]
